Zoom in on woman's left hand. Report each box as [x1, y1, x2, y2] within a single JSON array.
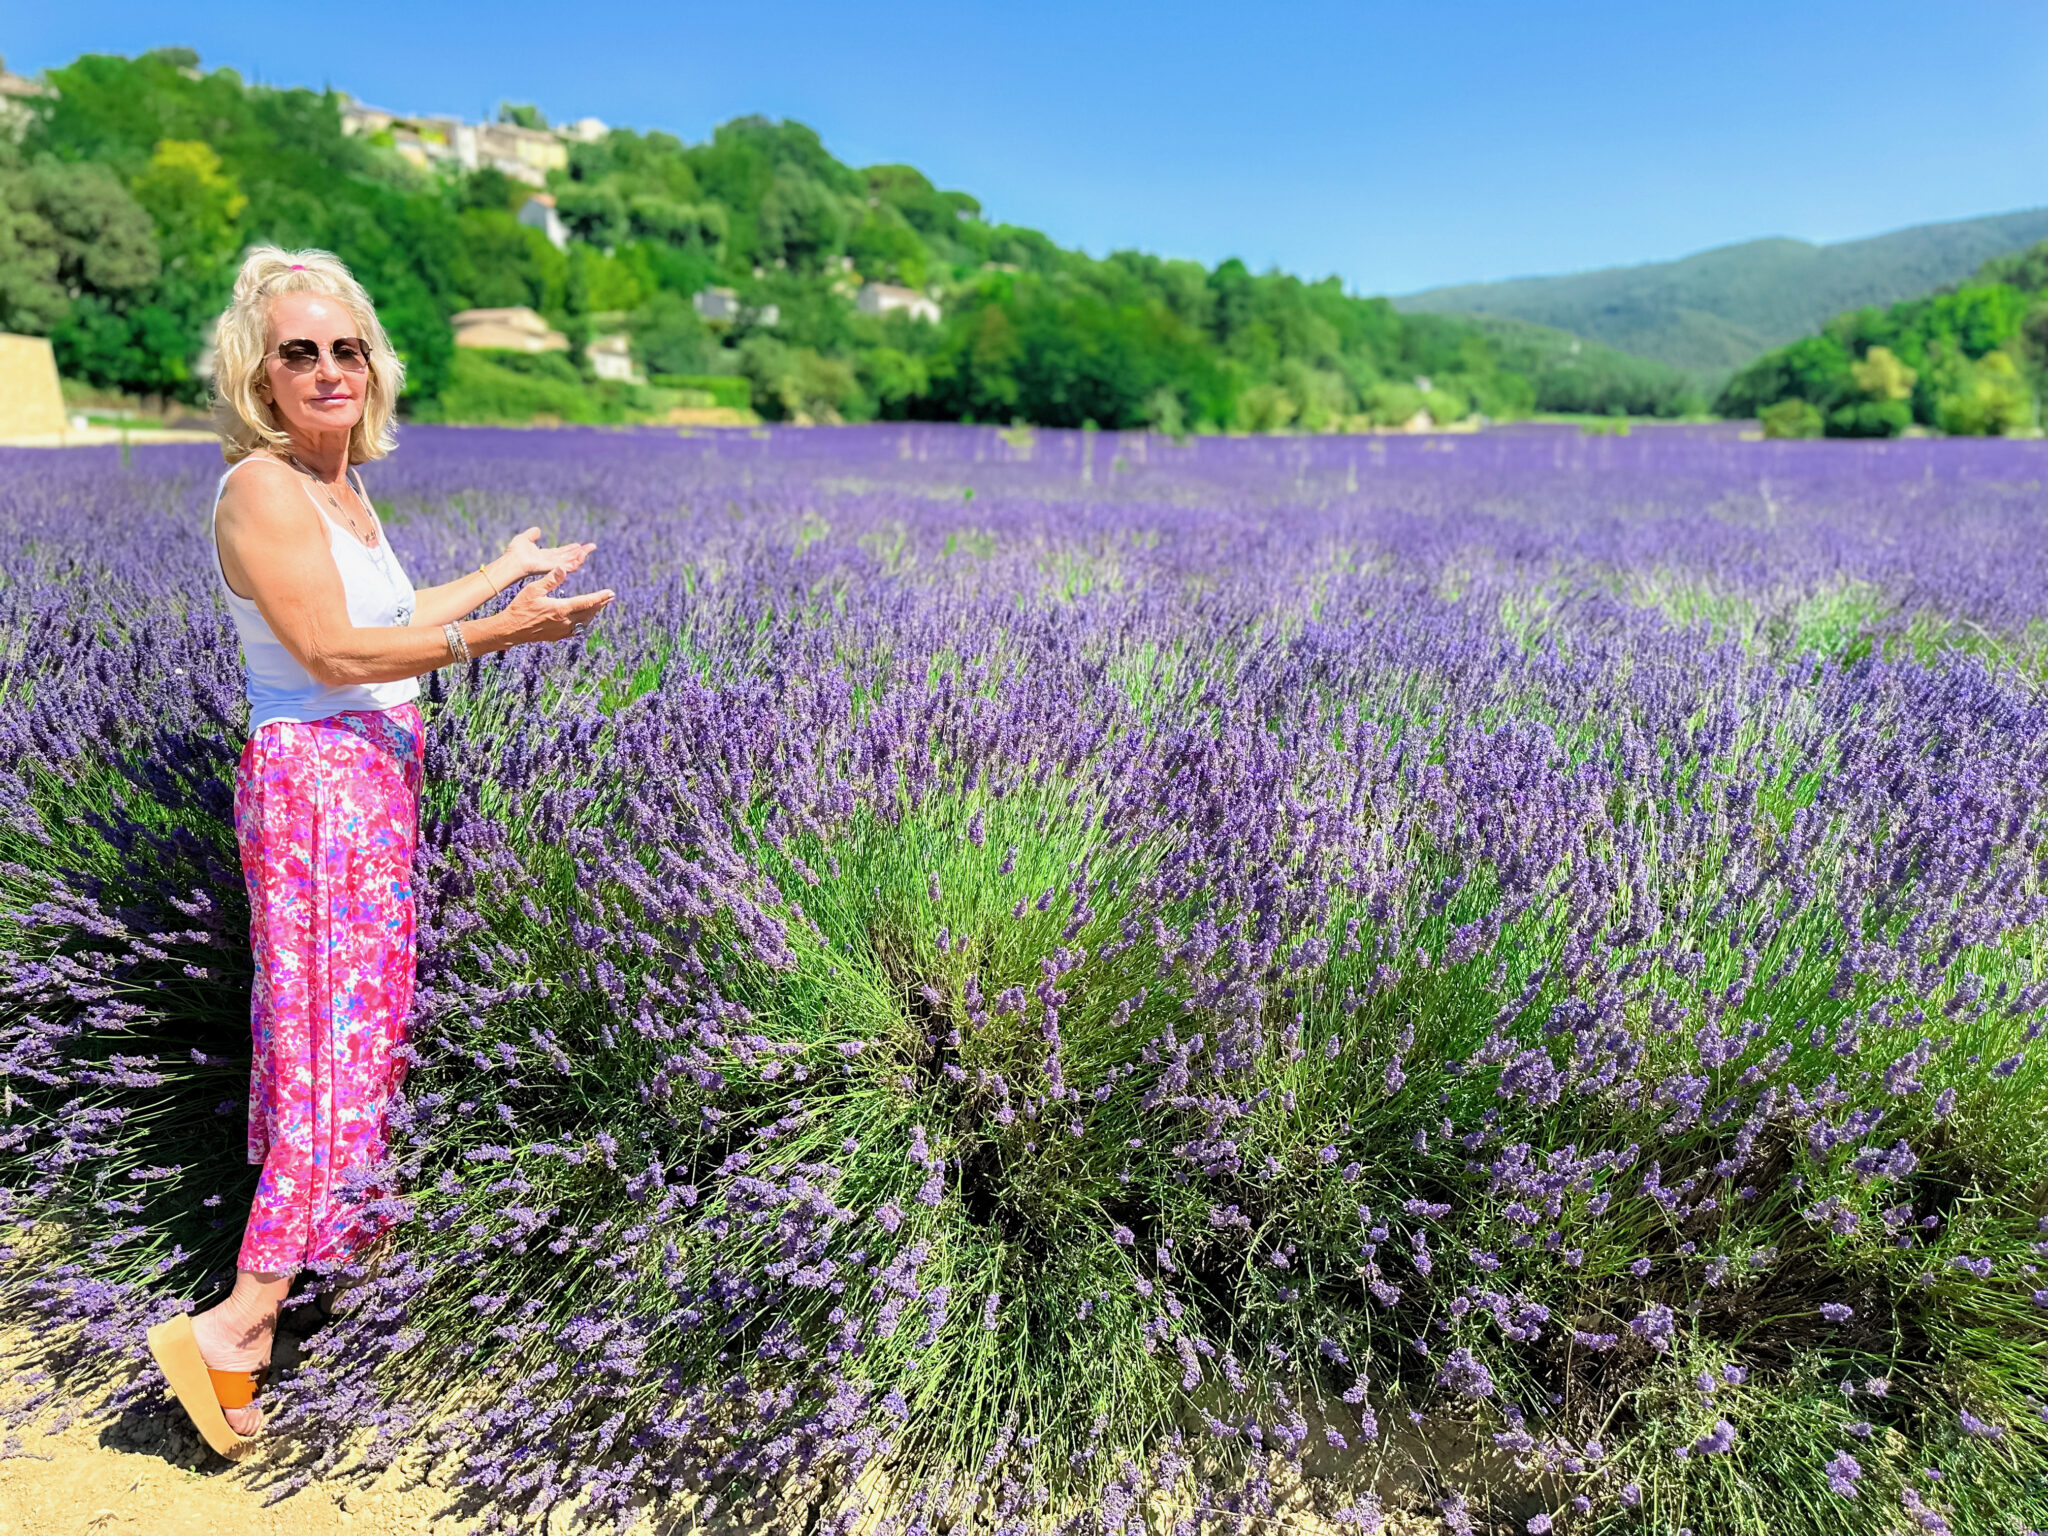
[[499, 527, 598, 583]]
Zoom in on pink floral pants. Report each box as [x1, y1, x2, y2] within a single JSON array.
[[231, 702, 425, 1275]]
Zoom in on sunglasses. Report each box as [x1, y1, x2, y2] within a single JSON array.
[[271, 336, 373, 373]]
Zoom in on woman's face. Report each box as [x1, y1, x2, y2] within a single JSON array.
[[260, 291, 370, 440]]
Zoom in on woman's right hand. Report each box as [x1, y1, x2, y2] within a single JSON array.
[[496, 561, 617, 648]]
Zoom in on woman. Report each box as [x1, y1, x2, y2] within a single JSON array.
[[146, 246, 616, 1458]]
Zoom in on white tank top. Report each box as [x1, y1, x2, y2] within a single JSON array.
[[210, 455, 422, 732]]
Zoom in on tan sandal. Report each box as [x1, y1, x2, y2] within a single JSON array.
[[145, 1312, 269, 1459]]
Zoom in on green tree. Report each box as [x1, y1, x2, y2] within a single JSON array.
[[1421, 381, 1469, 426], [556, 184, 628, 249], [1717, 333, 1855, 417], [1277, 360, 1350, 430], [1726, 264, 2046, 431], [629, 289, 712, 376], [857, 346, 928, 420], [1140, 384, 1187, 437], [758, 172, 847, 273], [1759, 399, 1824, 438], [737, 334, 859, 421], [627, 195, 726, 253], [1935, 350, 2034, 435], [568, 245, 645, 314], [846, 205, 928, 287], [924, 275, 1223, 430], [459, 167, 523, 212], [454, 209, 564, 311], [1826, 399, 1911, 437], [0, 152, 159, 335], [1974, 238, 2048, 292], [1235, 383, 1296, 432], [1363, 380, 1428, 427], [1848, 343, 1915, 402]]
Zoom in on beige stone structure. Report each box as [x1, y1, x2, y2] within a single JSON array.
[[0, 334, 68, 437], [450, 307, 570, 353]]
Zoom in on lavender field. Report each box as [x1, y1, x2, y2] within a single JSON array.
[[4, 423, 2047, 1535]]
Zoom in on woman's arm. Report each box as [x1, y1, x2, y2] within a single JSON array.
[[409, 553, 520, 630], [217, 461, 612, 684], [409, 527, 597, 629]]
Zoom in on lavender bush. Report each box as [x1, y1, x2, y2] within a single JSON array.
[[4, 424, 2047, 1535]]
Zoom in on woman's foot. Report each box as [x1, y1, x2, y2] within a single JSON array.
[[189, 1296, 275, 1437]]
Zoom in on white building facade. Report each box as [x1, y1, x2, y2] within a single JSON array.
[[856, 283, 942, 323], [518, 193, 569, 251]]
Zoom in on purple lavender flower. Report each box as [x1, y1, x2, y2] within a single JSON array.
[[12, 423, 2048, 1536], [1629, 1303, 1676, 1352], [1436, 1348, 1496, 1399], [1692, 1419, 1737, 1455], [1825, 1450, 1862, 1498]]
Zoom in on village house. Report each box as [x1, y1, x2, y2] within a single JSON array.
[[450, 307, 569, 353], [518, 193, 569, 252], [395, 119, 471, 175], [339, 98, 474, 175], [473, 120, 567, 186], [338, 98, 567, 186], [557, 116, 611, 144], [416, 115, 480, 172], [0, 55, 55, 138], [692, 288, 779, 327], [337, 96, 395, 137], [693, 287, 740, 323], [586, 333, 640, 384], [856, 283, 942, 323]]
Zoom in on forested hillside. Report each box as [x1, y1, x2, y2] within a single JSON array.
[[0, 47, 1704, 429], [1715, 242, 2047, 437], [1395, 209, 2048, 376]]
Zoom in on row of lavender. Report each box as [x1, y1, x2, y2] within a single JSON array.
[[3, 425, 2045, 1535]]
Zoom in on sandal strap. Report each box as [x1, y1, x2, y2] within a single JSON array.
[[208, 1360, 269, 1410]]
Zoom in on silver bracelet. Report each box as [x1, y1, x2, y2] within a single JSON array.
[[442, 620, 471, 667]]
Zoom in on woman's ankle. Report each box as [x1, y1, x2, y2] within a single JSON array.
[[206, 1290, 279, 1346]]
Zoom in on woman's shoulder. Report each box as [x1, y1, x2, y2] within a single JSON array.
[[221, 451, 297, 487], [217, 454, 315, 529]]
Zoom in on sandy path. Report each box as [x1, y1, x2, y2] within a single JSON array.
[[0, 1313, 488, 1536], [0, 1413, 1451, 1536], [0, 1409, 472, 1535], [2, 1319, 1457, 1536]]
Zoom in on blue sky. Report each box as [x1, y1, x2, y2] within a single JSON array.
[[13, 1, 2047, 296]]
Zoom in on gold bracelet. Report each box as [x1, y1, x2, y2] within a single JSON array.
[[476, 561, 495, 594]]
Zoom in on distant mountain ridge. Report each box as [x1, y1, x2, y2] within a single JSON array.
[[1393, 208, 2048, 375]]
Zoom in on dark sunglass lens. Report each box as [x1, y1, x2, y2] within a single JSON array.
[[331, 339, 371, 371], [277, 339, 320, 370]]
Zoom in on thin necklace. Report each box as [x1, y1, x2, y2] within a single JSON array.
[[287, 452, 378, 548]]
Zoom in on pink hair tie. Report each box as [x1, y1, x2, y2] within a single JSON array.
[[288, 264, 306, 270]]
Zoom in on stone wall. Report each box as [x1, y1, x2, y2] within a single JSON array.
[[0, 334, 67, 438]]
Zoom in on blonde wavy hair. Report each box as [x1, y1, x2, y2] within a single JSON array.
[[212, 246, 406, 464]]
